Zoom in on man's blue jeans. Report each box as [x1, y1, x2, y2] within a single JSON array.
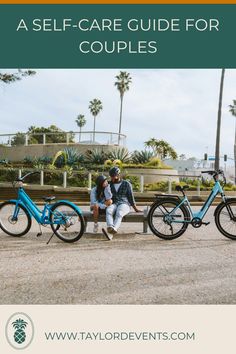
[[106, 203, 130, 230]]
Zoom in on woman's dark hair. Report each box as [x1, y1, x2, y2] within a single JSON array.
[[95, 175, 107, 201]]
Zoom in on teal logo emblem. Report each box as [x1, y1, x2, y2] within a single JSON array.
[[5, 312, 34, 349]]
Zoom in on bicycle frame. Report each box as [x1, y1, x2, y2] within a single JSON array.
[[10, 186, 82, 225], [11, 187, 51, 224], [169, 180, 226, 223]]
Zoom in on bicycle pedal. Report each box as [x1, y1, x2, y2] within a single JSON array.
[[202, 222, 210, 226], [36, 232, 42, 237]]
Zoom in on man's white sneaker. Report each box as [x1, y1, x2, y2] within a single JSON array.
[[107, 226, 118, 234], [102, 228, 113, 240], [107, 226, 114, 234], [93, 223, 99, 233]]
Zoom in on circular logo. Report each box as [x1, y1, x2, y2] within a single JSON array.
[[5, 312, 34, 350]]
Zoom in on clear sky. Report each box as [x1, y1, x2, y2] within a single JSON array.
[[0, 68, 235, 161]]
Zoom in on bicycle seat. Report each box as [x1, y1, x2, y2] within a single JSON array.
[[201, 170, 216, 175], [175, 185, 189, 192], [43, 196, 56, 203]]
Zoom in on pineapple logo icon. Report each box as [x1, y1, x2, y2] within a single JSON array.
[[12, 318, 28, 344], [5, 312, 34, 349]]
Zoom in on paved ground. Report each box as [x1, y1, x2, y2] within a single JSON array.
[[0, 206, 236, 304]]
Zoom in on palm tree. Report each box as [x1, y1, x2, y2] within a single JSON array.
[[0, 69, 35, 84], [89, 99, 103, 143], [144, 138, 177, 160], [75, 114, 86, 142], [215, 68, 225, 171], [229, 100, 236, 184], [156, 139, 178, 160], [144, 138, 158, 155], [115, 71, 132, 145]]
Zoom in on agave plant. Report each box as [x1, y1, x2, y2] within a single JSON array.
[[65, 148, 84, 166], [52, 147, 83, 167], [85, 148, 108, 165], [38, 156, 52, 165], [131, 150, 155, 164], [108, 147, 130, 163], [32, 156, 52, 169], [23, 156, 34, 166]]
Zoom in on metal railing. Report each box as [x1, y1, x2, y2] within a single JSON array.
[[0, 131, 127, 147], [129, 171, 202, 196], [0, 167, 203, 195]]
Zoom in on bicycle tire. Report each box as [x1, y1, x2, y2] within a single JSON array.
[[49, 202, 85, 243], [148, 198, 190, 240], [0, 201, 31, 237], [215, 199, 236, 240]]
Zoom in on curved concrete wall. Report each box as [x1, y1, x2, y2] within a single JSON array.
[[0, 143, 119, 162]]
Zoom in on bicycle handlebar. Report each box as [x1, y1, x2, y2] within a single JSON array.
[[201, 169, 226, 185], [14, 171, 40, 182], [201, 169, 223, 175]]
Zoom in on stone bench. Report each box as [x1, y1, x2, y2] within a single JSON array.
[[82, 207, 149, 234]]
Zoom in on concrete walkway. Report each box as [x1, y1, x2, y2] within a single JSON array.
[[0, 207, 236, 304]]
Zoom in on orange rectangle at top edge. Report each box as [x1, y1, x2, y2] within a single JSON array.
[[0, 0, 236, 4]]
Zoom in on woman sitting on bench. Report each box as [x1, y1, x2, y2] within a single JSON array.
[[90, 175, 113, 233]]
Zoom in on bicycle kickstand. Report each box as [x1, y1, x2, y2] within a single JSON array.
[[46, 232, 55, 245], [46, 225, 60, 245]]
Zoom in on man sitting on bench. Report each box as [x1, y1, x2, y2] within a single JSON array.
[[106, 166, 141, 235]]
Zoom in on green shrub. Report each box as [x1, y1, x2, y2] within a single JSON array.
[[43, 171, 63, 186], [145, 157, 162, 167], [104, 159, 113, 167], [123, 175, 140, 191], [67, 172, 89, 187], [0, 168, 18, 183], [145, 181, 169, 192]]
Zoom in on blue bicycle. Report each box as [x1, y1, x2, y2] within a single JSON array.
[[0, 172, 85, 243], [147, 170, 236, 240]]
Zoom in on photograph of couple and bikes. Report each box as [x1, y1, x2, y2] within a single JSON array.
[[0, 68, 235, 304]]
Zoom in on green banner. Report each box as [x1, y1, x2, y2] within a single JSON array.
[[0, 4, 235, 68]]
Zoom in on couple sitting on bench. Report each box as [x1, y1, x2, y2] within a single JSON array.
[[90, 167, 141, 239]]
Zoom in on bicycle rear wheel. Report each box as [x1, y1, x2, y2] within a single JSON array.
[[0, 201, 31, 236], [148, 198, 189, 240], [50, 202, 85, 243], [215, 199, 236, 240]]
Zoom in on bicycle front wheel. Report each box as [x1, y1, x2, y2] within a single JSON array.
[[0, 201, 31, 237], [148, 198, 189, 240], [50, 202, 85, 243], [215, 199, 236, 240]]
